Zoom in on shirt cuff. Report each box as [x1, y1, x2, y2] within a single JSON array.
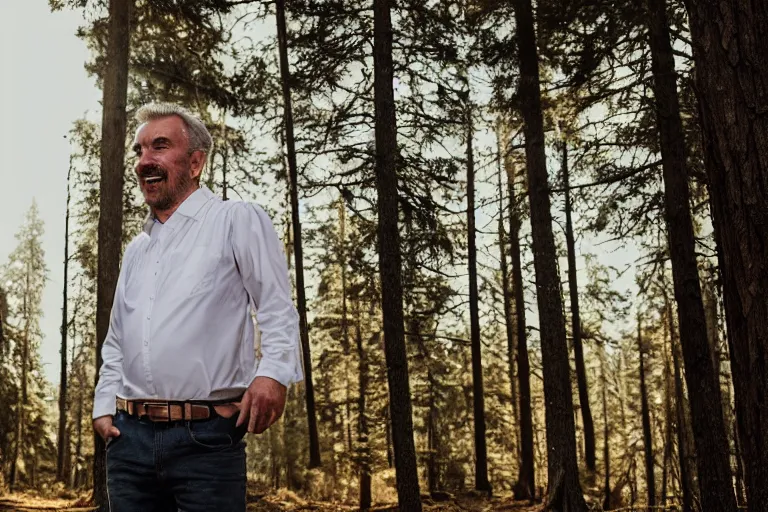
[[253, 358, 304, 388], [92, 392, 117, 420]]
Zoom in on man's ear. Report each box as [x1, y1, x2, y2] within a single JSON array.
[[190, 150, 206, 181]]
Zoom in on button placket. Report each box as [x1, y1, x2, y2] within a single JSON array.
[[142, 241, 161, 396]]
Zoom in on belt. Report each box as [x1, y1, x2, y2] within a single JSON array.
[[116, 397, 215, 422]]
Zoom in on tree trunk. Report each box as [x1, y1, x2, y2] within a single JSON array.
[[57, 157, 73, 483], [661, 316, 674, 507], [684, 0, 768, 508], [601, 348, 611, 511], [427, 369, 437, 494], [645, 0, 737, 508], [497, 123, 519, 465], [562, 141, 596, 475], [275, 0, 321, 469], [668, 300, 695, 512], [734, 413, 746, 507], [372, 0, 421, 509], [93, 1, 131, 509], [466, 106, 491, 493], [512, 0, 586, 508], [356, 310, 372, 510], [339, 201, 353, 455], [637, 314, 656, 509], [506, 144, 535, 502], [75, 378, 84, 488]]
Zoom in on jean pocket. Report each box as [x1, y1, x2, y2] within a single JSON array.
[[187, 416, 236, 450]]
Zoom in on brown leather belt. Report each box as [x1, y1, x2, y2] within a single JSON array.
[[116, 397, 213, 422]]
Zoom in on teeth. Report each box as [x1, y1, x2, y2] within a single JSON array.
[[145, 176, 163, 183]]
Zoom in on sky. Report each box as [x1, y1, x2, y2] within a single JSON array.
[[0, 1, 641, 389], [0, 2, 101, 385]]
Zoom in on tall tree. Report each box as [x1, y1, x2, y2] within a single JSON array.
[[496, 123, 519, 465], [512, 0, 587, 507], [355, 305, 372, 510], [600, 345, 611, 510], [372, 0, 421, 509], [4, 202, 48, 491], [561, 138, 596, 474], [93, 0, 132, 509], [275, 0, 321, 469], [644, 0, 737, 508], [684, 0, 768, 508], [465, 105, 491, 493], [637, 313, 656, 508], [667, 297, 695, 512], [506, 143, 535, 502], [56, 156, 74, 482]]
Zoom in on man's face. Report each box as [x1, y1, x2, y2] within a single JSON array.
[[133, 115, 203, 211]]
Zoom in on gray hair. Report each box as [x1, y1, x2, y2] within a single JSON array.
[[135, 103, 213, 157]]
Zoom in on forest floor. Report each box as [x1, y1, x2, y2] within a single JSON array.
[[0, 487, 542, 511]]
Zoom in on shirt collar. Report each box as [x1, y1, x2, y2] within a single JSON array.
[[142, 186, 215, 235]]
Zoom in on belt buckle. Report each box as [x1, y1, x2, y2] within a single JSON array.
[[144, 402, 171, 422]]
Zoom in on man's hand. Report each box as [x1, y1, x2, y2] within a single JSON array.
[[93, 415, 120, 442], [236, 376, 287, 434]]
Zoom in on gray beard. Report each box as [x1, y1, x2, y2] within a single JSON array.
[[147, 171, 193, 211]]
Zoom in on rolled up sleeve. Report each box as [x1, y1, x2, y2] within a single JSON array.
[[231, 202, 304, 387]]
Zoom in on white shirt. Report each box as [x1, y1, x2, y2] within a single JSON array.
[[92, 186, 303, 419]]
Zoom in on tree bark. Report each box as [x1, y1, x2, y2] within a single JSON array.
[[93, 1, 131, 509], [506, 157, 535, 502], [372, 0, 421, 509], [356, 311, 372, 510], [275, 0, 321, 469], [668, 300, 695, 512], [683, 0, 768, 508], [512, 0, 587, 508], [562, 141, 596, 474], [661, 317, 674, 507], [56, 157, 73, 483], [466, 106, 491, 493], [497, 123, 520, 466], [601, 349, 611, 511], [645, 0, 737, 508], [637, 315, 656, 509]]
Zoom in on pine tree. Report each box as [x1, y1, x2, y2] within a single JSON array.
[[3, 202, 49, 491], [512, 0, 587, 506]]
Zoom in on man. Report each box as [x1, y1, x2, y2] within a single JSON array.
[[92, 103, 303, 511]]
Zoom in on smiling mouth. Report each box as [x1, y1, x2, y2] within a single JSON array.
[[143, 176, 166, 185]]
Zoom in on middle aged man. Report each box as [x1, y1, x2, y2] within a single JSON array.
[[92, 103, 303, 512]]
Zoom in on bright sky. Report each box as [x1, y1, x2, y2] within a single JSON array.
[[0, 2, 101, 385]]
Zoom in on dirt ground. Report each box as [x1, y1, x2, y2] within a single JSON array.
[[0, 490, 541, 512]]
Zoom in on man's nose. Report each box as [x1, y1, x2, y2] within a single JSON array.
[[136, 150, 155, 172]]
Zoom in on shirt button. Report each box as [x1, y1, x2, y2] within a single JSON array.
[[147, 315, 150, 320]]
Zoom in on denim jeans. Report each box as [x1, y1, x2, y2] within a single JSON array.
[[105, 410, 248, 512]]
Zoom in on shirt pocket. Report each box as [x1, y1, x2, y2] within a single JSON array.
[[181, 246, 222, 297]]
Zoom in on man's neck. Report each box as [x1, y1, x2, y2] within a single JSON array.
[[152, 186, 199, 223]]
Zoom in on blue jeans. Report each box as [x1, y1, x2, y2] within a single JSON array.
[[106, 410, 248, 512]]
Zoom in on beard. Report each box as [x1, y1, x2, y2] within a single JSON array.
[[140, 164, 195, 211]]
